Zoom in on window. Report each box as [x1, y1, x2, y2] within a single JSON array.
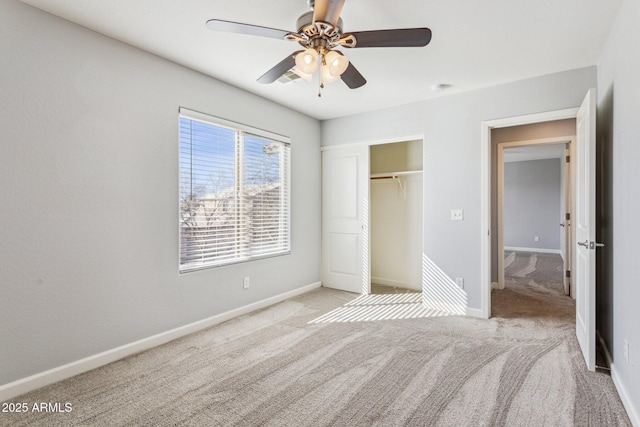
[[179, 108, 290, 272]]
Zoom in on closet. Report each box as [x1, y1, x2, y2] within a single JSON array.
[[369, 141, 423, 292]]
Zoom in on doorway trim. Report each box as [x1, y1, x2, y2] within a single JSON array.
[[480, 108, 579, 319], [496, 137, 575, 294]]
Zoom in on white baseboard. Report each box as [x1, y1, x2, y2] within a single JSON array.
[[611, 363, 640, 427], [371, 276, 421, 291], [422, 299, 467, 316], [504, 246, 562, 255], [491, 281, 504, 290], [0, 281, 322, 403]]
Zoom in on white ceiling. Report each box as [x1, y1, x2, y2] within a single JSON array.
[[21, 0, 622, 120]]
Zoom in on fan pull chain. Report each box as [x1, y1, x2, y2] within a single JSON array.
[[318, 50, 324, 97]]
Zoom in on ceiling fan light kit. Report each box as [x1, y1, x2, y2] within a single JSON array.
[[293, 68, 314, 82], [325, 51, 349, 77], [295, 48, 319, 74], [206, 0, 432, 97]]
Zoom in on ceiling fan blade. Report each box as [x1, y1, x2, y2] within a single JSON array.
[[345, 28, 432, 48], [257, 51, 302, 84], [312, 0, 345, 27], [206, 19, 291, 40], [341, 62, 367, 89]]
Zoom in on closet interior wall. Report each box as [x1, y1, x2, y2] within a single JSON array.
[[370, 141, 423, 291]]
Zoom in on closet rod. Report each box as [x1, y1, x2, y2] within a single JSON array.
[[370, 170, 422, 179], [370, 175, 399, 180]]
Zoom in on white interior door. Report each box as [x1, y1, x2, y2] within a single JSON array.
[[321, 146, 369, 294], [575, 89, 597, 371]]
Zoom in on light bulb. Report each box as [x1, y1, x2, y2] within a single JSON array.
[[324, 50, 349, 77], [295, 48, 318, 75]]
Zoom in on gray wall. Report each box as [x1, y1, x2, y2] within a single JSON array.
[[0, 1, 321, 386], [597, 0, 640, 419], [322, 67, 596, 312], [504, 159, 562, 250]]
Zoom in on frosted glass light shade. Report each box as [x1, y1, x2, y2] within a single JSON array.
[[295, 48, 319, 75], [293, 68, 313, 82], [324, 50, 349, 77], [321, 65, 340, 83]]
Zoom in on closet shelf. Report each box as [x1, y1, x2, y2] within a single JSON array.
[[370, 170, 422, 179]]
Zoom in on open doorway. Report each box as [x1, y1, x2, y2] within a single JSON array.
[[498, 141, 572, 303], [369, 140, 423, 295], [491, 120, 576, 304], [489, 119, 576, 300], [481, 91, 598, 371]]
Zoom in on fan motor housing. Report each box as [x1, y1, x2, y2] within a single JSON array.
[[296, 11, 343, 39]]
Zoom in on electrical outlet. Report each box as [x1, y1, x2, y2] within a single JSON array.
[[451, 209, 463, 221], [455, 277, 464, 289], [243, 276, 250, 289], [624, 340, 630, 364], [534, 236, 540, 242]]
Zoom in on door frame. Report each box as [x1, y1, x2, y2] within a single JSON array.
[[480, 108, 579, 319], [321, 134, 425, 295], [496, 137, 574, 293]]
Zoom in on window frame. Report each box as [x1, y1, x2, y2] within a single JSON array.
[[178, 107, 291, 273]]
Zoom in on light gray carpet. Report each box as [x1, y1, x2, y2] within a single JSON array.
[[1, 271, 631, 426], [504, 250, 566, 293], [371, 283, 419, 294]]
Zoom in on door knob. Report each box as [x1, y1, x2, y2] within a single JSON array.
[[560, 223, 565, 227], [578, 240, 605, 249]]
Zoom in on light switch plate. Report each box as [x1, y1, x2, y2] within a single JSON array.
[[451, 209, 463, 221]]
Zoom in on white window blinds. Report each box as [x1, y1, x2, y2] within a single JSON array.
[[179, 108, 290, 272]]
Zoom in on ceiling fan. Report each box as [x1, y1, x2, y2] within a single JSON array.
[[206, 0, 432, 96]]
